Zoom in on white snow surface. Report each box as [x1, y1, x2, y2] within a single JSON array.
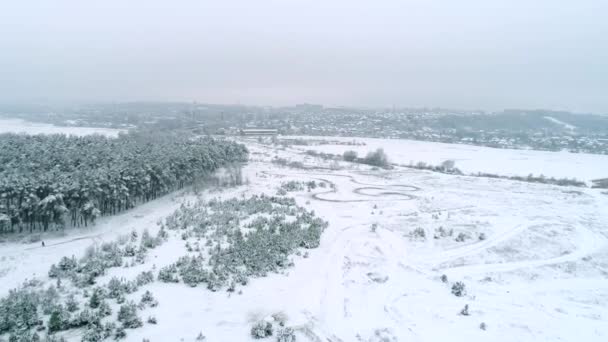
[[0, 118, 125, 137], [286, 135, 608, 182], [1, 138, 608, 341]]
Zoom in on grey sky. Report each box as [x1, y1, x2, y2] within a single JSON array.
[[1, 0, 607, 112]]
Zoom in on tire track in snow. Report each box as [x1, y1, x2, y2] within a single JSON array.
[[441, 225, 607, 278]]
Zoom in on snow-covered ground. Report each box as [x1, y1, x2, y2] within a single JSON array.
[[1, 137, 607, 341], [284, 135, 608, 182], [0, 118, 125, 137]]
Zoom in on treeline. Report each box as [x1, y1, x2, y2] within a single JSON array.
[[474, 172, 586, 187], [0, 132, 248, 233]]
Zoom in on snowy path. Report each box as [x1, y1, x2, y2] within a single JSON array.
[[0, 190, 197, 296]]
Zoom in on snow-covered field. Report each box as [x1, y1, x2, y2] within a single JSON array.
[[1, 137, 607, 341], [0, 118, 125, 137], [284, 135, 608, 182]]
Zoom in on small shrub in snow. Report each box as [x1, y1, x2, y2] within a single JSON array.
[[97, 300, 112, 317], [363, 148, 389, 168], [135, 271, 155, 287], [479, 322, 487, 330], [140, 229, 159, 249], [69, 309, 99, 329], [135, 247, 147, 264], [459, 304, 470, 316], [114, 327, 127, 340], [47, 306, 69, 333], [106, 277, 135, 299], [434, 226, 453, 239], [251, 321, 273, 339], [65, 294, 79, 312], [139, 291, 158, 308], [42, 335, 67, 342], [455, 232, 469, 242], [196, 332, 206, 341], [158, 264, 179, 283], [81, 325, 107, 342], [227, 281, 236, 293], [343, 150, 358, 162], [116, 293, 126, 304], [451, 281, 466, 297], [147, 316, 157, 325], [279, 181, 305, 192], [440, 274, 448, 283], [271, 312, 288, 327], [88, 288, 104, 309], [117, 301, 142, 329], [276, 327, 296, 342], [123, 244, 136, 257], [130, 230, 138, 242], [410, 227, 426, 240], [41, 286, 60, 315], [478, 233, 486, 240]]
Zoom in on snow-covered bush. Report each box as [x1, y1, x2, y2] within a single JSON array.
[[410, 227, 426, 240], [279, 181, 305, 192], [135, 271, 155, 287], [434, 226, 453, 239], [276, 327, 296, 342], [47, 305, 69, 333], [363, 148, 389, 168], [139, 291, 158, 308], [251, 321, 273, 339], [459, 304, 470, 316], [455, 232, 470, 242], [88, 287, 105, 308], [117, 301, 142, 329], [65, 294, 79, 312], [158, 264, 180, 283], [451, 281, 467, 297], [343, 150, 358, 162]]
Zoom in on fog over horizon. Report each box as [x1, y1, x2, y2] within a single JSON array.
[[1, 0, 607, 113]]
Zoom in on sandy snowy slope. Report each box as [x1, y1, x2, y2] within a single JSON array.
[[1, 137, 608, 341]]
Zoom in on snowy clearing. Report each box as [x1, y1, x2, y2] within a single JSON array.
[[0, 118, 126, 137], [284, 135, 608, 183], [1, 137, 607, 341]]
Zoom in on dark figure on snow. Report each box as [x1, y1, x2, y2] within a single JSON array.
[[41, 241, 45, 247]]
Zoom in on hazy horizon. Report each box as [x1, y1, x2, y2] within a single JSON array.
[[1, 0, 607, 113]]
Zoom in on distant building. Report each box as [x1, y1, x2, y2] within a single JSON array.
[[240, 128, 278, 136], [591, 178, 608, 189]]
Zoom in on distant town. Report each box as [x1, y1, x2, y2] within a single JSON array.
[[2, 102, 608, 154]]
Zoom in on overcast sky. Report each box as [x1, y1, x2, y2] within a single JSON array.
[[1, 0, 607, 112]]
